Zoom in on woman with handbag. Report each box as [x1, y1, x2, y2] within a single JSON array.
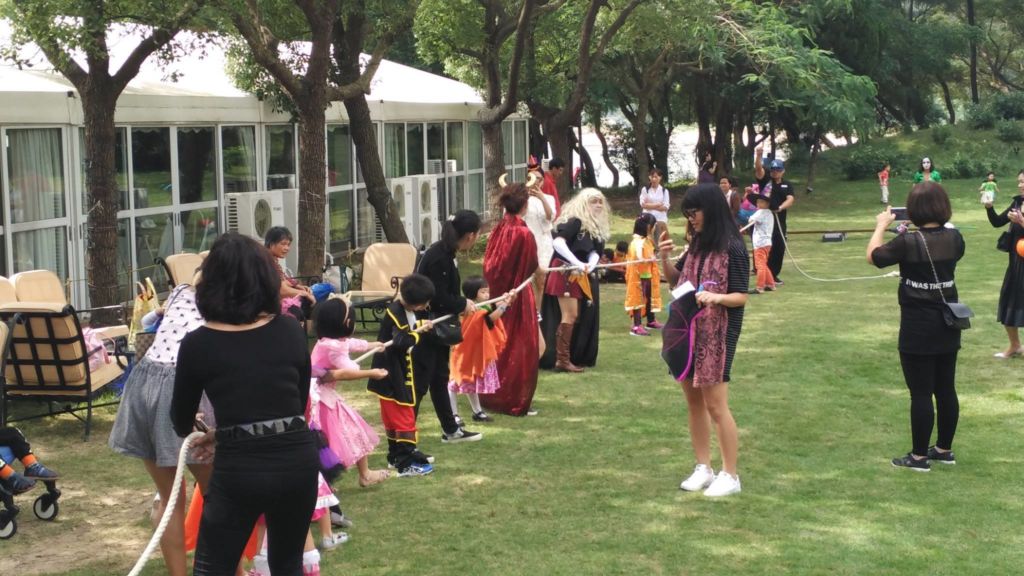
[[868, 182, 964, 472], [415, 210, 484, 444], [985, 169, 1024, 358]]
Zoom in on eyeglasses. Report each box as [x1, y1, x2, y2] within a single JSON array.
[[683, 208, 701, 219]]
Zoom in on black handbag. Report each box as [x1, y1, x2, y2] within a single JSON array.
[[432, 316, 463, 346], [997, 231, 1011, 253], [918, 231, 973, 330]]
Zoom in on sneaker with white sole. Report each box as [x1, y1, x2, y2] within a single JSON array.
[[320, 532, 350, 550], [703, 471, 741, 497], [398, 462, 434, 477], [441, 427, 482, 443], [679, 463, 715, 492]]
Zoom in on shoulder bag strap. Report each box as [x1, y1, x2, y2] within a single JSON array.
[[916, 231, 949, 305]]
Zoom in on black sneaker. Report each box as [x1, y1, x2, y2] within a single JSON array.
[[927, 446, 956, 465], [412, 449, 435, 464], [472, 411, 493, 422], [441, 427, 483, 444], [891, 453, 930, 472]]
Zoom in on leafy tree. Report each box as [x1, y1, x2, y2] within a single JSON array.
[[1, 0, 207, 312]]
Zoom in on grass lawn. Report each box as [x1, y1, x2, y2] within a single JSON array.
[[3, 170, 1024, 575]]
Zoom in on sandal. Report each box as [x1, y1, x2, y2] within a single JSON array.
[[358, 469, 391, 487]]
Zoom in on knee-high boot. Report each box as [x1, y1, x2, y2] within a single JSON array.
[[555, 323, 584, 373]]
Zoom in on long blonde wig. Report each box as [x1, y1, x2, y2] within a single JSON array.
[[556, 187, 611, 242]]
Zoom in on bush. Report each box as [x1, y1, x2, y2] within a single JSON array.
[[945, 152, 989, 180], [992, 92, 1024, 121], [996, 120, 1024, 144], [931, 125, 953, 145], [839, 146, 902, 181], [967, 102, 998, 129]]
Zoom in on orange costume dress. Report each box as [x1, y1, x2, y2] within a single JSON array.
[[448, 306, 507, 394], [624, 235, 662, 316]]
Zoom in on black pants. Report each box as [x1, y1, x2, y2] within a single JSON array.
[[632, 278, 655, 326], [768, 216, 787, 279], [0, 427, 31, 467], [899, 351, 960, 457], [193, 433, 318, 576], [414, 341, 459, 435]]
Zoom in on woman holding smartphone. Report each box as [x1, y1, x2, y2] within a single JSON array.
[[985, 169, 1024, 358], [868, 182, 964, 471]]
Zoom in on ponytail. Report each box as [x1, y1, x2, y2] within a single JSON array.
[[441, 210, 482, 250]]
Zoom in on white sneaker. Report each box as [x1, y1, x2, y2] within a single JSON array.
[[320, 532, 350, 550], [679, 464, 715, 492], [703, 471, 741, 497]]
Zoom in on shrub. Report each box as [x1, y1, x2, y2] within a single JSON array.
[[967, 102, 998, 129], [931, 125, 953, 145], [839, 146, 903, 181], [992, 92, 1024, 121], [946, 152, 988, 180], [996, 120, 1024, 144]]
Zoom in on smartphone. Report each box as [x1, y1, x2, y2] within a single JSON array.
[[890, 207, 908, 221]]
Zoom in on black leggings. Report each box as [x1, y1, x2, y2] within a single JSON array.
[[193, 434, 318, 576], [899, 351, 959, 457], [415, 341, 459, 435], [632, 278, 655, 326]]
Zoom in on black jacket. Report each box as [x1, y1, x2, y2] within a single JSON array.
[[416, 242, 467, 317]]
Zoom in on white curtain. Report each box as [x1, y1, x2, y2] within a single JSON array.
[[7, 128, 66, 278]]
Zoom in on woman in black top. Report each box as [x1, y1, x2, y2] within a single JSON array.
[[172, 232, 317, 575], [416, 210, 483, 443], [659, 184, 749, 497], [985, 170, 1024, 358], [869, 182, 964, 472]]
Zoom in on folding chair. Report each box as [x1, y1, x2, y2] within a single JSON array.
[[343, 243, 418, 328]]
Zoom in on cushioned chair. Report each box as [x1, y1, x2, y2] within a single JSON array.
[[10, 270, 66, 305], [0, 301, 129, 440], [343, 243, 418, 328], [156, 253, 205, 290]]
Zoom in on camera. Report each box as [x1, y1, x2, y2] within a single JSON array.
[[890, 207, 908, 221]]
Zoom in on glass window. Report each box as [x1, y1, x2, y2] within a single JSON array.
[[502, 122, 513, 167], [328, 190, 354, 256], [467, 122, 483, 170], [513, 167, 526, 183], [266, 125, 296, 189], [427, 123, 444, 166], [406, 124, 424, 175], [13, 227, 67, 281], [78, 127, 129, 213], [327, 125, 352, 187], [356, 187, 378, 247], [135, 212, 174, 289], [180, 207, 219, 253], [131, 127, 172, 209], [177, 127, 216, 204], [7, 128, 66, 224], [385, 123, 406, 178], [446, 122, 464, 171], [86, 218, 133, 303], [448, 175, 465, 214], [221, 125, 258, 193], [468, 173, 484, 213], [514, 120, 527, 164], [355, 124, 378, 185]]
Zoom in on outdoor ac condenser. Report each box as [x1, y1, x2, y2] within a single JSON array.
[[388, 177, 416, 243], [412, 176, 441, 247], [225, 189, 299, 273]]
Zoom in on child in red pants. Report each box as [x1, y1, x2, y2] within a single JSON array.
[[740, 188, 776, 293]]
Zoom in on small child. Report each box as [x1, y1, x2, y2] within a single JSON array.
[[448, 276, 511, 424], [625, 213, 663, 336], [0, 426, 58, 495], [740, 187, 776, 293], [979, 172, 999, 205], [879, 162, 891, 204], [737, 184, 758, 227], [604, 242, 629, 283], [368, 274, 435, 477]]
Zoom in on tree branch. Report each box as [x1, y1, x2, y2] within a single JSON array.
[[112, 0, 207, 91]]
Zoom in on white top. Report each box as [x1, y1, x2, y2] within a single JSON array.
[[523, 194, 557, 265], [145, 284, 205, 365], [748, 208, 775, 249], [639, 186, 670, 223]]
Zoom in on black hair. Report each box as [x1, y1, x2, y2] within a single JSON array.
[[603, 248, 614, 259], [264, 226, 293, 248], [548, 157, 565, 169], [399, 273, 435, 306], [919, 158, 936, 172], [985, 171, 996, 181], [440, 210, 481, 251], [498, 183, 530, 215], [461, 275, 488, 300], [633, 212, 656, 236], [681, 183, 741, 255], [197, 232, 281, 324], [649, 167, 664, 178], [314, 298, 354, 339], [906, 182, 952, 227], [615, 240, 628, 253]]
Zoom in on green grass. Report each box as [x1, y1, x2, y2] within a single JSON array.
[[4, 164, 1024, 574]]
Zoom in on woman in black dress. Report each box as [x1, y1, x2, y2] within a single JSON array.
[[986, 169, 1024, 358]]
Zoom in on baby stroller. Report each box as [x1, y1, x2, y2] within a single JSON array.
[[0, 445, 61, 539]]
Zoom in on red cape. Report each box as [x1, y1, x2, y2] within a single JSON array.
[[481, 214, 539, 416], [543, 172, 561, 216]]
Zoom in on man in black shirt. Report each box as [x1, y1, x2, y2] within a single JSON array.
[[754, 145, 796, 283]]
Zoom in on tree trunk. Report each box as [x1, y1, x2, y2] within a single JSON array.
[[967, 0, 979, 104], [940, 79, 956, 125], [569, 128, 597, 188], [593, 116, 619, 188], [482, 121, 506, 209], [694, 87, 712, 172], [344, 94, 408, 244], [806, 137, 821, 193], [633, 95, 651, 188], [296, 105, 329, 277], [712, 103, 733, 178], [82, 88, 121, 318], [546, 122, 573, 196]]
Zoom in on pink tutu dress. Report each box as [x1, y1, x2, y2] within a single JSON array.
[[310, 337, 380, 468]]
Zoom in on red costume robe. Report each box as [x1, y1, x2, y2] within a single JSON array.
[[481, 213, 539, 416], [543, 172, 561, 216]]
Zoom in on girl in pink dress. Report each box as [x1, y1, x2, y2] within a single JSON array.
[[310, 297, 390, 487]]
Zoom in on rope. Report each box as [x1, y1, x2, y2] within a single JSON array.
[[773, 212, 898, 283], [351, 276, 535, 364], [127, 431, 206, 576], [544, 250, 687, 273]]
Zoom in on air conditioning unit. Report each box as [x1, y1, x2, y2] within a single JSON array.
[[225, 189, 299, 272], [446, 159, 458, 172], [388, 177, 416, 241], [412, 176, 441, 247], [426, 159, 444, 174]]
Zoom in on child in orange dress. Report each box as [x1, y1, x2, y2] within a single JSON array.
[[448, 276, 511, 424], [624, 213, 662, 336]]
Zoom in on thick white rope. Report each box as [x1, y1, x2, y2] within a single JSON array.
[[773, 213, 898, 282], [128, 431, 206, 576], [351, 276, 536, 364]]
